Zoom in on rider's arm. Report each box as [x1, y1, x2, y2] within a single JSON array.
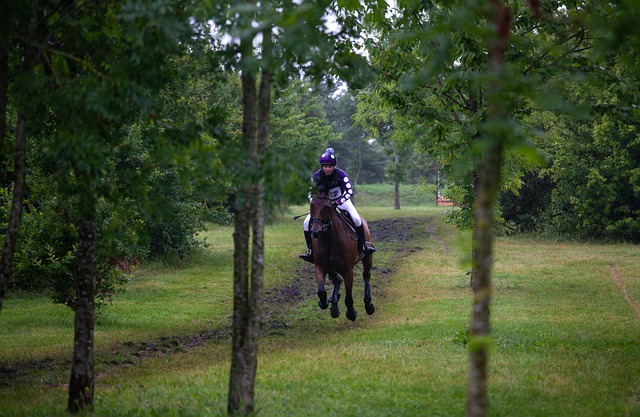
[[335, 169, 354, 206]]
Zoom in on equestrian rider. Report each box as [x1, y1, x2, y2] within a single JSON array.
[[299, 148, 376, 263]]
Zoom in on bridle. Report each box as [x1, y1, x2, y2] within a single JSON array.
[[310, 196, 333, 235], [310, 195, 335, 275]]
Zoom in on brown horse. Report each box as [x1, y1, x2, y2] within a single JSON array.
[[309, 189, 375, 321]]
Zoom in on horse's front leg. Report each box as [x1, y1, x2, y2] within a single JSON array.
[[315, 265, 328, 309], [344, 270, 357, 322]]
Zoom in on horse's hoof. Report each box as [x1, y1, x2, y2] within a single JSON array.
[[318, 291, 328, 309], [365, 303, 376, 315], [330, 305, 340, 318], [346, 309, 357, 322]]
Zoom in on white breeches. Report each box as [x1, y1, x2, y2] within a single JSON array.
[[304, 199, 362, 231]]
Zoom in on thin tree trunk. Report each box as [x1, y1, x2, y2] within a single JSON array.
[[470, 170, 480, 289], [0, 107, 27, 312], [394, 181, 401, 210], [0, 6, 37, 310], [68, 184, 97, 413], [246, 26, 271, 411], [394, 155, 401, 210], [353, 133, 363, 188], [228, 200, 251, 415], [466, 142, 503, 417], [228, 68, 257, 415], [435, 170, 440, 206], [0, 39, 9, 153], [250, 27, 272, 344], [227, 25, 273, 416], [466, 2, 511, 417]]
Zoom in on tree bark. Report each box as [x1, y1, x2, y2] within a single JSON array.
[[470, 170, 480, 289], [251, 27, 272, 352], [0, 108, 27, 312], [228, 199, 252, 415], [466, 2, 511, 417], [0, 4, 38, 311], [466, 141, 503, 417], [227, 24, 273, 416], [68, 184, 97, 413], [0, 39, 9, 153], [228, 67, 256, 415], [394, 155, 401, 210]]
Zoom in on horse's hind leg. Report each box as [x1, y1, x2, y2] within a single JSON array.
[[329, 273, 341, 319], [363, 254, 375, 315]]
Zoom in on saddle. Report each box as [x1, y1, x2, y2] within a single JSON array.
[[335, 207, 357, 233]]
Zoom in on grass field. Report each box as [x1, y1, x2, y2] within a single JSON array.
[[1, 183, 639, 416]]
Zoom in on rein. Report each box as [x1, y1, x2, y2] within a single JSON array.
[[336, 210, 358, 239], [311, 215, 332, 232], [311, 196, 334, 233], [311, 196, 335, 276]]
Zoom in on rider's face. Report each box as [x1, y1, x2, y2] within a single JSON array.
[[322, 164, 335, 175]]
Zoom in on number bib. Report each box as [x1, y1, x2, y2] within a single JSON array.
[[328, 186, 342, 201]]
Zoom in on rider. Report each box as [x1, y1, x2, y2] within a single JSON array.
[[299, 147, 376, 263]]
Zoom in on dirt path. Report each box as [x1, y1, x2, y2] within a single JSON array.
[[0, 216, 436, 387], [610, 266, 640, 318]]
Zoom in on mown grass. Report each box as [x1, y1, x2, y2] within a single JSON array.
[[1, 183, 639, 417]]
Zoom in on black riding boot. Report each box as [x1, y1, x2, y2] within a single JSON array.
[[299, 230, 314, 263], [355, 224, 376, 255]]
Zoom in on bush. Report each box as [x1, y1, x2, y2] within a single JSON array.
[[144, 168, 208, 259]]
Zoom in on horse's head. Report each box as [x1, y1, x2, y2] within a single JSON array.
[[309, 189, 334, 239]]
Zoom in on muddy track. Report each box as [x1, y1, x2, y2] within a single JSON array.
[[0, 216, 434, 387]]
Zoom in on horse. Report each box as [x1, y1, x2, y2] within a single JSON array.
[[308, 189, 375, 322]]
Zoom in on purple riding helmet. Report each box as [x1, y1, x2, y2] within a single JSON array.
[[319, 148, 337, 165]]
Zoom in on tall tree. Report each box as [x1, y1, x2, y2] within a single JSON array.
[[67, 176, 97, 412], [57, 3, 193, 410], [353, 89, 418, 207], [466, 2, 516, 415], [227, 18, 272, 415], [358, 1, 552, 415], [0, 0, 40, 312], [204, 1, 370, 413], [0, 0, 194, 411]]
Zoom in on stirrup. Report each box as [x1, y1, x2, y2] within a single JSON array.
[[299, 249, 314, 263], [362, 242, 376, 255]]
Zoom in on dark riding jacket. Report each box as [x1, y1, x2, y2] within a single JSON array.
[[310, 167, 354, 206]]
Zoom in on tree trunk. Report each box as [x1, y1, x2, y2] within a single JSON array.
[[227, 25, 273, 416], [466, 142, 503, 417], [394, 155, 401, 210], [466, 2, 511, 417], [0, 39, 8, 153], [353, 133, 363, 188], [435, 170, 440, 206], [0, 6, 37, 310], [227, 29, 273, 415], [394, 180, 401, 210], [68, 185, 97, 413], [251, 28, 272, 341], [228, 199, 252, 415], [470, 170, 480, 289], [228, 67, 256, 415], [0, 107, 27, 312]]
